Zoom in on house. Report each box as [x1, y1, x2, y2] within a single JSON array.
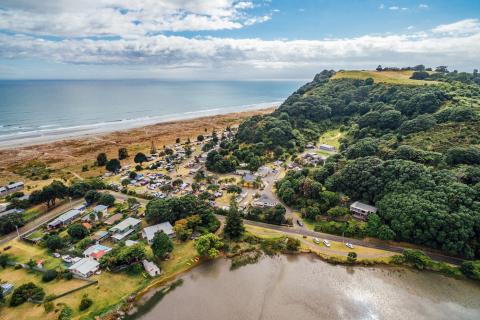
[[319, 144, 336, 152], [1, 283, 14, 295], [242, 173, 258, 188], [110, 217, 141, 242], [68, 258, 99, 278], [0, 208, 23, 219], [92, 230, 110, 242], [83, 244, 112, 260], [47, 209, 81, 229], [256, 166, 270, 178], [93, 204, 109, 215], [104, 213, 123, 226], [252, 194, 278, 208], [142, 222, 175, 245], [125, 240, 139, 247], [350, 201, 378, 220], [0, 202, 10, 213], [235, 169, 251, 176], [142, 260, 161, 277]]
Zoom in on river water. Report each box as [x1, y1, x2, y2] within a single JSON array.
[[130, 255, 480, 320]]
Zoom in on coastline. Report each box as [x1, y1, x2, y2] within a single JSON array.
[[0, 107, 276, 183]]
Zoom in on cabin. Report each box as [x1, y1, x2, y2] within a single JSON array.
[[142, 222, 175, 245], [0, 181, 24, 197], [47, 209, 82, 229], [252, 194, 278, 208], [110, 217, 141, 242], [93, 204, 109, 215], [350, 201, 378, 220], [83, 244, 112, 261], [142, 260, 161, 277], [319, 144, 336, 152], [68, 258, 99, 278]]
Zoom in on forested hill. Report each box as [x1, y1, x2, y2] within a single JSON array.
[[237, 69, 480, 258]]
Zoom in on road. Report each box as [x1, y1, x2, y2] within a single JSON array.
[[0, 198, 84, 246], [215, 215, 465, 266]]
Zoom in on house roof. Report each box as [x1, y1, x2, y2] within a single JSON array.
[[69, 258, 99, 275], [48, 209, 81, 226], [350, 201, 378, 213], [93, 205, 108, 212], [111, 217, 141, 233], [83, 244, 112, 257], [104, 213, 123, 225], [142, 222, 174, 241]]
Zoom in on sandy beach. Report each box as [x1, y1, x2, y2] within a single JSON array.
[[0, 107, 275, 185]]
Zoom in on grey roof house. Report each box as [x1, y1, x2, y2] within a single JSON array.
[[142, 222, 175, 244]]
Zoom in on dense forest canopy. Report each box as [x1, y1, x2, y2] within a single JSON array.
[[236, 69, 480, 258]]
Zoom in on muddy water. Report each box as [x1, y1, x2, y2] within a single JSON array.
[[131, 255, 480, 320]]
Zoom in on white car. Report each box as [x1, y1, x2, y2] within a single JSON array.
[[313, 237, 320, 244], [345, 243, 354, 249], [323, 239, 331, 247]]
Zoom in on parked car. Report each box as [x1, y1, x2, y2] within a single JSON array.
[[345, 243, 354, 249], [323, 239, 331, 247], [296, 220, 304, 227], [313, 237, 320, 244]]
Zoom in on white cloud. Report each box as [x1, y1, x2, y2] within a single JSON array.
[[407, 25, 414, 30], [432, 19, 480, 35], [0, 0, 269, 36], [419, 4, 429, 9], [389, 6, 408, 11], [379, 4, 385, 10]]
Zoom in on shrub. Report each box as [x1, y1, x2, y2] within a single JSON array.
[[58, 304, 73, 320], [10, 282, 45, 306], [42, 269, 58, 282], [79, 295, 93, 311]]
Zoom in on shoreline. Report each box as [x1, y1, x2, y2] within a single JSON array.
[[0, 107, 276, 183]]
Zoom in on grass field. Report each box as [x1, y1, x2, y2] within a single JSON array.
[[318, 128, 343, 150], [332, 70, 438, 85], [2, 239, 62, 270]]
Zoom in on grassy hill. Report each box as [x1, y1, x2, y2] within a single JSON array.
[[235, 69, 480, 258]]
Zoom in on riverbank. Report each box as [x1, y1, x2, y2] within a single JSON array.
[[0, 107, 275, 185]]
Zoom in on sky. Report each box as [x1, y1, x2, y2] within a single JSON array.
[[0, 0, 479, 80]]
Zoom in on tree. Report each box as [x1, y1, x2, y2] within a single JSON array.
[[58, 304, 73, 320], [460, 261, 480, 280], [106, 159, 121, 173], [42, 269, 58, 282], [347, 252, 357, 263], [96, 153, 108, 166], [410, 71, 429, 80], [134, 152, 148, 165], [223, 201, 244, 239], [402, 249, 432, 270], [98, 193, 115, 206], [79, 295, 93, 311], [286, 237, 301, 251], [0, 253, 9, 268], [197, 134, 204, 142], [45, 234, 64, 251], [10, 282, 45, 306], [118, 147, 128, 160], [195, 233, 224, 259], [84, 190, 98, 204], [151, 231, 174, 259], [176, 138, 180, 144], [67, 224, 88, 241]]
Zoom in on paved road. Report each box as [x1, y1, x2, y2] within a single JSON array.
[[215, 215, 465, 266], [0, 198, 84, 246]]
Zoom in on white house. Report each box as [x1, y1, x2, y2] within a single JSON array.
[[68, 258, 99, 278], [83, 244, 112, 260], [142, 260, 161, 277], [110, 217, 141, 242], [142, 222, 175, 245], [319, 144, 336, 152], [350, 201, 378, 220], [252, 194, 278, 208], [47, 209, 81, 229]]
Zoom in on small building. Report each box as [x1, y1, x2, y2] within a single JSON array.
[[83, 244, 112, 260], [104, 213, 123, 226], [256, 166, 270, 178], [92, 230, 110, 242], [235, 169, 251, 176], [252, 194, 278, 208], [125, 240, 139, 247], [47, 209, 81, 229], [110, 217, 141, 242], [1, 283, 14, 295], [68, 258, 99, 278], [350, 201, 378, 220], [319, 144, 336, 152], [93, 205, 109, 215], [0, 202, 10, 213], [0, 208, 23, 219], [142, 260, 161, 277], [142, 222, 175, 245]]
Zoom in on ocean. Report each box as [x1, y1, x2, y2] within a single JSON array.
[[0, 79, 304, 148]]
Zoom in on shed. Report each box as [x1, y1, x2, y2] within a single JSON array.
[[68, 258, 99, 278]]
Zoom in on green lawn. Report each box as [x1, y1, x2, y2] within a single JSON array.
[[318, 128, 343, 150], [332, 70, 439, 85]]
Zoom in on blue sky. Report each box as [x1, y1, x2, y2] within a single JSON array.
[[0, 0, 479, 79]]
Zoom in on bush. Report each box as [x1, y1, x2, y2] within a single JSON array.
[[58, 304, 73, 320], [79, 295, 93, 311], [42, 269, 58, 282], [402, 249, 432, 270], [10, 282, 45, 306]]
